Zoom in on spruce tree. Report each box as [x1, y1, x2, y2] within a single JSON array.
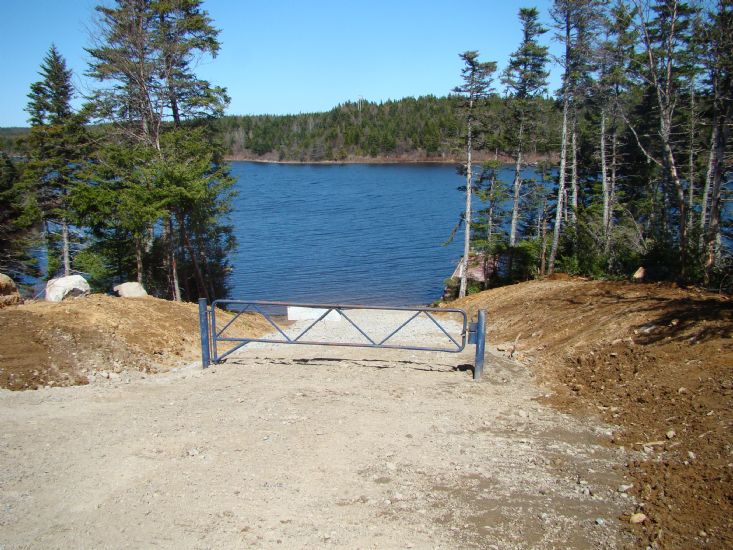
[[0, 154, 40, 279], [24, 45, 88, 278], [83, 0, 233, 300], [453, 51, 497, 298], [502, 7, 549, 248]]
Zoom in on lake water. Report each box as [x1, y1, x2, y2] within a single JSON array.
[[227, 162, 529, 306]]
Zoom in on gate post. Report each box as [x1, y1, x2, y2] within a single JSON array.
[[198, 298, 211, 369], [473, 309, 486, 381]]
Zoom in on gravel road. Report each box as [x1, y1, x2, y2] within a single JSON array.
[[0, 309, 635, 549]]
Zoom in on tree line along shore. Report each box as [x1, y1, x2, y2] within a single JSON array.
[[1, 0, 731, 303]]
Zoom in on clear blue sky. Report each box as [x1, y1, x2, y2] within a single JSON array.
[[0, 0, 562, 127]]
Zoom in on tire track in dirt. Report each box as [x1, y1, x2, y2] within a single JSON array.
[[1, 310, 637, 548]]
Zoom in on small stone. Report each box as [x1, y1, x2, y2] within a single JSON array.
[[618, 484, 634, 493], [699, 530, 707, 537], [595, 518, 605, 526], [688, 451, 696, 460], [678, 387, 688, 394], [630, 512, 647, 524], [666, 430, 676, 440]]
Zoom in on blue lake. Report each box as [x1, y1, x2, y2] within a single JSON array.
[[227, 162, 532, 306]]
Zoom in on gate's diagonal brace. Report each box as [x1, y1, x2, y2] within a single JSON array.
[[293, 307, 337, 342], [337, 309, 377, 345], [424, 311, 462, 350], [378, 310, 422, 346]]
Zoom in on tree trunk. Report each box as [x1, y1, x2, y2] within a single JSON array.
[[459, 115, 473, 299], [510, 120, 524, 247], [540, 198, 548, 276], [570, 118, 578, 226], [610, 128, 618, 238], [662, 131, 688, 279], [699, 123, 717, 249], [548, 97, 569, 275], [704, 110, 728, 284], [687, 81, 696, 236], [600, 110, 610, 252], [135, 237, 143, 284], [168, 216, 181, 301], [178, 213, 210, 301], [61, 219, 70, 277]]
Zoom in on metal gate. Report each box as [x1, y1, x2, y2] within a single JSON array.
[[198, 299, 487, 380]]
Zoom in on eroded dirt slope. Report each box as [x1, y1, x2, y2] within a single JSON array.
[[0, 295, 269, 390], [452, 278, 733, 549]]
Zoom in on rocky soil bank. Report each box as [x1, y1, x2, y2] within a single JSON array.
[[452, 278, 732, 548]]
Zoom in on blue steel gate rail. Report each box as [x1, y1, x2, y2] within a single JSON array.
[[198, 299, 487, 380]]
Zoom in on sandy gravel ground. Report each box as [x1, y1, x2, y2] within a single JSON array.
[[0, 310, 635, 549]]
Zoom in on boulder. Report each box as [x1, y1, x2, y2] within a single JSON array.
[[45, 275, 91, 302], [113, 281, 148, 298], [632, 266, 646, 283], [0, 273, 21, 308]]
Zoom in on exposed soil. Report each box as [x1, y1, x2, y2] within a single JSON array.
[[0, 295, 269, 390], [451, 279, 733, 549], [1, 307, 634, 549], [0, 281, 730, 549]]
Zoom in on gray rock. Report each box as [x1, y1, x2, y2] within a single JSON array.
[[113, 281, 148, 298], [45, 275, 90, 302]]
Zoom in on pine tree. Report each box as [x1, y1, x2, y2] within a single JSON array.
[[0, 154, 41, 279], [453, 51, 497, 298], [548, 0, 603, 274], [502, 7, 550, 248], [83, 0, 233, 300], [595, 1, 636, 255], [700, 0, 732, 283], [24, 45, 89, 278]]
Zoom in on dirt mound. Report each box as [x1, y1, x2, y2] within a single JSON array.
[[0, 294, 269, 391], [451, 279, 733, 548]]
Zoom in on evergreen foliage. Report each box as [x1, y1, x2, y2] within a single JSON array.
[[0, 153, 40, 279], [217, 95, 560, 163], [1, 0, 731, 296], [76, 0, 234, 301], [455, 0, 731, 291], [23, 45, 90, 278]]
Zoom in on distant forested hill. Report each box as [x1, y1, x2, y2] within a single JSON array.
[[2, 95, 560, 162], [217, 95, 560, 162], [0, 128, 28, 157]]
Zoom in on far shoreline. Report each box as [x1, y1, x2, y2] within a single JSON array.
[[225, 153, 557, 167]]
